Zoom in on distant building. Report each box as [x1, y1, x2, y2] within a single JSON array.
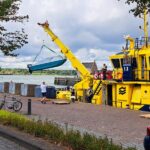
[[77, 61, 98, 77]]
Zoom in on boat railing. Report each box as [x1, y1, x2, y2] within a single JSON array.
[[134, 37, 150, 49], [113, 69, 150, 81], [125, 37, 150, 49], [133, 69, 150, 81]]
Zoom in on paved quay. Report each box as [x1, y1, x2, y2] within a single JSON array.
[[1, 94, 149, 150]]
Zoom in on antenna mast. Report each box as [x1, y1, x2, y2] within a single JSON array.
[[144, 9, 148, 39]]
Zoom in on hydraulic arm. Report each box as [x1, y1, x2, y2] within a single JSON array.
[[38, 21, 93, 97]]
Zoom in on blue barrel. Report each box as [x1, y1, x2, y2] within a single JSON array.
[[21, 84, 28, 96], [34, 86, 42, 97], [0, 83, 4, 93], [9, 82, 15, 94], [46, 86, 56, 99]]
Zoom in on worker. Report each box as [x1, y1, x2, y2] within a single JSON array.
[[86, 86, 93, 103], [40, 81, 47, 104], [102, 64, 107, 80], [70, 87, 76, 103]]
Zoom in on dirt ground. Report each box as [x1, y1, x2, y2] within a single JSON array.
[[0, 93, 149, 150]]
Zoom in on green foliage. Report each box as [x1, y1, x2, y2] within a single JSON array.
[[0, 68, 77, 75], [0, 110, 137, 150], [0, 0, 28, 56], [0, 0, 12, 17], [119, 0, 150, 16], [44, 121, 64, 142], [64, 130, 84, 149]]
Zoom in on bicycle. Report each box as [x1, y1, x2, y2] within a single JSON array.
[[0, 95, 22, 112]]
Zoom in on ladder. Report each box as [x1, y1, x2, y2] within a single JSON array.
[[93, 80, 102, 96], [90, 80, 102, 101]]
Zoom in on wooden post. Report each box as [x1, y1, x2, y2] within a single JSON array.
[[27, 99, 31, 115]]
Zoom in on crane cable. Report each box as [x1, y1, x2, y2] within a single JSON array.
[[33, 44, 65, 63]]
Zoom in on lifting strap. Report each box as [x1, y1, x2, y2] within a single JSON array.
[[33, 44, 64, 62]]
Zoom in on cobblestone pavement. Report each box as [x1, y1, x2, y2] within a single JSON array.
[[0, 136, 28, 150], [1, 94, 149, 150]]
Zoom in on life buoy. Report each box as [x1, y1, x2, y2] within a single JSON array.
[[99, 73, 103, 80], [94, 73, 99, 79], [116, 72, 122, 79]]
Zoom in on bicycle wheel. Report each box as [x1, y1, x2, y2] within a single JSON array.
[[13, 101, 22, 112]]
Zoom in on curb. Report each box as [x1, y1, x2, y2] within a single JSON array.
[[0, 125, 64, 150]]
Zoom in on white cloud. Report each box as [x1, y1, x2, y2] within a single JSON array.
[[0, 0, 146, 69], [54, 48, 116, 70], [0, 55, 33, 68], [74, 48, 115, 69]]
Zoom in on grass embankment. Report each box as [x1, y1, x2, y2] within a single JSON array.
[[0, 110, 136, 150]]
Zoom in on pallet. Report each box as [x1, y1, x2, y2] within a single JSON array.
[[52, 100, 70, 105], [140, 114, 150, 119]]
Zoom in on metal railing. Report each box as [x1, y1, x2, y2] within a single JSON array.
[[113, 69, 150, 81], [125, 37, 150, 50], [135, 37, 150, 49]]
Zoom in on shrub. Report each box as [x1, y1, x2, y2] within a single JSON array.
[[64, 130, 84, 150]]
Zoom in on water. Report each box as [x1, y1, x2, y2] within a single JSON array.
[[0, 75, 71, 88]]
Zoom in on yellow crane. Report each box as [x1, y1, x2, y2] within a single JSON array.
[[36, 9, 150, 110], [38, 21, 94, 100]]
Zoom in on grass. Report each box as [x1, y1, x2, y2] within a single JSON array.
[[0, 110, 137, 150]]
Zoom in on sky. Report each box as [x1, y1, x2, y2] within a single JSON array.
[[1, 0, 149, 70]]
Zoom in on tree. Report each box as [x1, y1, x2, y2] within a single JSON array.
[[120, 0, 150, 16], [0, 0, 28, 56]]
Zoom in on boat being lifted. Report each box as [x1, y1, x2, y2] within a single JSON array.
[[27, 44, 67, 73], [27, 59, 66, 73]]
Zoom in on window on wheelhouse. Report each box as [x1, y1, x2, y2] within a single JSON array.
[[132, 57, 137, 68], [111, 59, 120, 68]]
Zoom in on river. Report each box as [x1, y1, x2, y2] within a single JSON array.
[[0, 75, 73, 87]]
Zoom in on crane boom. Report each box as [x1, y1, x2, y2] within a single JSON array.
[[38, 21, 94, 100], [38, 21, 92, 80]]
